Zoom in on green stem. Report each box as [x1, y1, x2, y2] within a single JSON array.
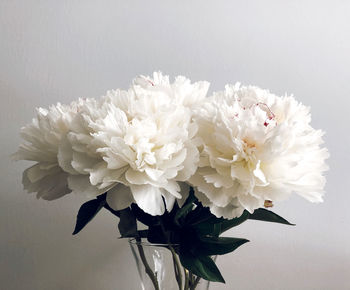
[[190, 276, 201, 290], [157, 217, 183, 289], [136, 239, 160, 290], [189, 271, 194, 286], [184, 268, 190, 290], [171, 253, 180, 288], [169, 245, 183, 290]]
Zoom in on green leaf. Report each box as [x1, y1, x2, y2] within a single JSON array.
[[131, 203, 159, 227], [192, 218, 220, 236], [137, 230, 149, 238], [193, 211, 250, 236], [180, 253, 225, 283], [118, 208, 138, 238], [174, 187, 197, 226], [218, 210, 251, 233], [249, 208, 295, 225], [147, 225, 168, 244], [195, 236, 249, 256], [186, 205, 214, 226], [184, 187, 197, 205], [174, 202, 194, 226], [72, 197, 106, 235]]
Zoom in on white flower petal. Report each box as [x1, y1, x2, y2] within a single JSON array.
[[238, 194, 263, 214], [89, 162, 110, 186], [68, 175, 106, 198], [161, 190, 176, 212], [210, 203, 244, 219], [190, 173, 231, 207], [176, 145, 199, 181], [23, 166, 71, 200], [163, 180, 181, 198], [26, 163, 60, 183], [58, 136, 77, 175], [145, 168, 164, 181], [71, 151, 99, 174], [130, 184, 165, 216], [177, 182, 190, 207], [125, 169, 150, 185], [203, 173, 234, 188], [106, 184, 134, 211], [253, 160, 268, 185], [191, 83, 329, 218]]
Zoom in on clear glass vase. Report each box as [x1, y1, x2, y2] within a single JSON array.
[[129, 238, 212, 290]]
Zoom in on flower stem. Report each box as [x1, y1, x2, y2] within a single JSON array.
[[184, 268, 190, 290], [189, 271, 194, 286], [157, 216, 183, 289], [136, 238, 160, 290], [190, 276, 201, 290], [169, 245, 183, 290]]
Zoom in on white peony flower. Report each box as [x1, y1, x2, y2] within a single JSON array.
[[13, 103, 79, 200], [59, 72, 206, 215], [133, 71, 209, 109], [190, 83, 329, 219], [56, 97, 109, 199]]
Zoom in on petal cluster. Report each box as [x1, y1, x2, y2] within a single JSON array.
[[190, 84, 329, 218], [15, 72, 208, 216], [14, 73, 329, 218], [13, 103, 79, 200], [67, 77, 203, 215]]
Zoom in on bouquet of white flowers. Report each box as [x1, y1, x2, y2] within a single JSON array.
[[14, 72, 329, 289]]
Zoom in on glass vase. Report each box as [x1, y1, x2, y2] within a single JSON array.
[[129, 238, 212, 290]]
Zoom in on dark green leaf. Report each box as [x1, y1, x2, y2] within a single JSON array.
[[131, 203, 159, 227], [147, 225, 168, 244], [118, 208, 138, 238], [249, 208, 295, 225], [218, 210, 251, 233], [137, 230, 149, 238], [195, 236, 249, 256], [184, 187, 197, 205], [96, 193, 107, 200], [167, 202, 180, 220], [186, 205, 214, 226], [192, 218, 220, 236], [194, 211, 250, 236], [174, 187, 197, 226], [180, 253, 225, 283], [72, 197, 106, 235], [174, 202, 194, 226]]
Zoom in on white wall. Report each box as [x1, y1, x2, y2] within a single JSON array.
[[1, 1, 349, 289]]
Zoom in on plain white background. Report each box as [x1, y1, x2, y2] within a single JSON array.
[[1, 1, 349, 289]]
